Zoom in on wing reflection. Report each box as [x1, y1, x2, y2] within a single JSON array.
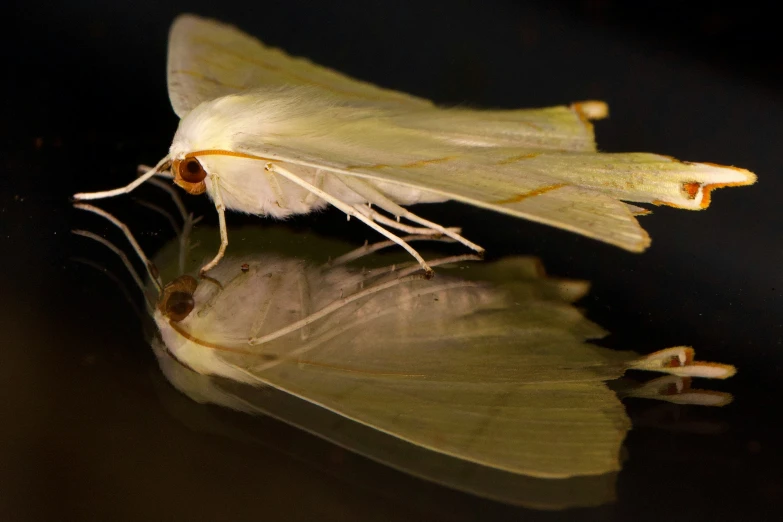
[[73, 203, 736, 510]]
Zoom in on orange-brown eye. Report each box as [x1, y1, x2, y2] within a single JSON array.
[[179, 158, 207, 183], [158, 275, 198, 322], [165, 291, 195, 322]]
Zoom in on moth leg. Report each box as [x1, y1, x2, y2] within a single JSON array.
[[198, 264, 257, 319], [71, 230, 156, 313], [178, 212, 203, 275], [194, 279, 226, 318], [354, 204, 461, 236], [249, 271, 478, 358], [134, 199, 182, 236], [336, 174, 484, 254], [248, 273, 425, 346], [132, 169, 193, 228], [137, 163, 174, 179], [132, 175, 198, 274], [330, 234, 459, 266], [248, 274, 282, 336], [199, 177, 229, 275], [302, 169, 325, 206], [73, 155, 171, 201], [266, 163, 434, 277], [264, 168, 288, 209], [398, 209, 484, 254], [72, 203, 163, 293]]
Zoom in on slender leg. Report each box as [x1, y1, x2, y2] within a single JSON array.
[[71, 229, 150, 306], [73, 203, 163, 292], [266, 163, 433, 276], [264, 168, 288, 209], [135, 200, 182, 235], [248, 277, 281, 336], [248, 274, 480, 360], [73, 155, 171, 200], [140, 171, 201, 274], [71, 256, 151, 319], [336, 174, 484, 253], [339, 251, 482, 281], [138, 164, 174, 179], [199, 178, 229, 275], [329, 234, 457, 266], [146, 177, 189, 222], [303, 169, 325, 206], [248, 273, 424, 345], [394, 253, 483, 278], [400, 209, 484, 253], [354, 204, 461, 236], [179, 213, 201, 276]]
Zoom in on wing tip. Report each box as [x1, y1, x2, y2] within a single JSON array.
[[697, 162, 758, 205], [171, 13, 207, 30], [630, 346, 737, 380], [571, 101, 609, 121], [621, 211, 651, 253], [651, 159, 757, 210], [631, 231, 652, 253], [627, 375, 734, 406]]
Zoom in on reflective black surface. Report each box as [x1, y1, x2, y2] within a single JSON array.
[[3, 1, 782, 520]]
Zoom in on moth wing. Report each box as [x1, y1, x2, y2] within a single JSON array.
[[167, 16, 607, 152], [494, 151, 757, 210], [200, 263, 633, 478], [252, 367, 628, 478], [388, 102, 607, 152], [346, 152, 754, 251], [167, 14, 432, 117], [234, 107, 754, 252], [155, 340, 619, 509]]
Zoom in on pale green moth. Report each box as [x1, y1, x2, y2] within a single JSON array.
[[74, 202, 735, 494], [73, 14, 756, 276]]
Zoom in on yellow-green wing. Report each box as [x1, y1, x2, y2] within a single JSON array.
[[167, 14, 432, 117], [388, 103, 607, 151], [239, 129, 753, 252], [179, 258, 634, 478], [168, 16, 608, 151], [249, 369, 629, 478]]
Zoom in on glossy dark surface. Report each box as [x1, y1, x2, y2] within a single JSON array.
[[3, 1, 782, 520]]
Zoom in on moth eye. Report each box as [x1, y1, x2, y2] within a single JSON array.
[[165, 291, 195, 322], [179, 158, 207, 183], [160, 275, 198, 321]]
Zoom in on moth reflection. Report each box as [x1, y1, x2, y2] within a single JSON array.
[[73, 203, 735, 509]]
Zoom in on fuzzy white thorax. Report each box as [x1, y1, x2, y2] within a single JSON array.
[[169, 88, 447, 218]]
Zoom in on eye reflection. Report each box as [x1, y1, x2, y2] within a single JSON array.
[[159, 275, 198, 322], [166, 291, 195, 321]]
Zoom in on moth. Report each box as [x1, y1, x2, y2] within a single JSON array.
[[73, 14, 756, 275], [74, 201, 735, 489]]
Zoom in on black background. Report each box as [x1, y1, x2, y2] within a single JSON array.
[[2, 1, 782, 520]]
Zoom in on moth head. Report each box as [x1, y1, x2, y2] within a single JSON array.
[[172, 156, 208, 195], [158, 275, 199, 322]]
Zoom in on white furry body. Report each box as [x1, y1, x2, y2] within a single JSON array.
[[170, 88, 449, 219]]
